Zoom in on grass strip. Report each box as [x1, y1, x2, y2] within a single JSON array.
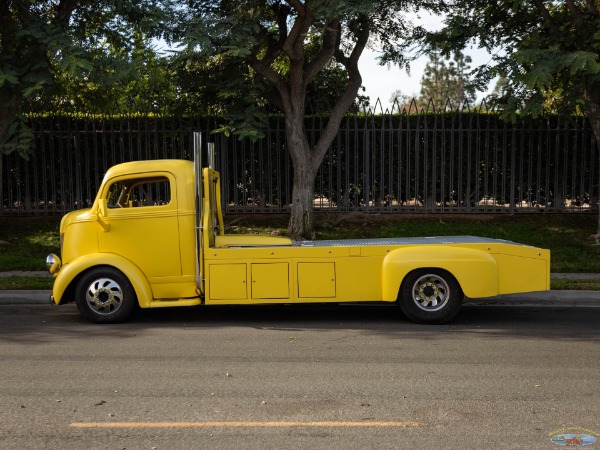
[[0, 276, 54, 290], [550, 279, 600, 291], [1, 214, 600, 273]]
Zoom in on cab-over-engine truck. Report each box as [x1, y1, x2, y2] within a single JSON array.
[[47, 133, 550, 324]]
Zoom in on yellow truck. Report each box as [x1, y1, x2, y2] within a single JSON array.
[[46, 134, 550, 324]]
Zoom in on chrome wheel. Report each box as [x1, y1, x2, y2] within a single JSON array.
[[399, 269, 463, 324], [84, 277, 124, 315], [411, 273, 450, 312], [76, 268, 136, 323]]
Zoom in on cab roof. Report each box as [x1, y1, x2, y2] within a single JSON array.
[[103, 159, 193, 179]]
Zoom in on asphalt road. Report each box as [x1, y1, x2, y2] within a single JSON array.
[[0, 300, 599, 449]]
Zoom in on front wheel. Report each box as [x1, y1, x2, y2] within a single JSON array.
[[75, 268, 136, 323], [398, 269, 463, 324]]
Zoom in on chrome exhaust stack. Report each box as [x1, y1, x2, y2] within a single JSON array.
[[193, 132, 204, 296]]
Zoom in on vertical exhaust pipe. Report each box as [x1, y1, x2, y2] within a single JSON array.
[[208, 142, 215, 169], [193, 132, 204, 296]]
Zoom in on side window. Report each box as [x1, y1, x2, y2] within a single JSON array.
[[106, 176, 171, 208]]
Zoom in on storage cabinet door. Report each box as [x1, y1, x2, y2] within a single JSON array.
[[298, 262, 336, 298], [209, 264, 247, 300], [251, 263, 289, 299]]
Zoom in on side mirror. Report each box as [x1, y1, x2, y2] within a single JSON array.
[[98, 199, 108, 218], [97, 199, 110, 232]]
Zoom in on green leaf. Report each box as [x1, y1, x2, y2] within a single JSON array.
[[222, 46, 252, 58], [567, 52, 600, 75], [0, 119, 34, 158], [0, 72, 19, 87], [22, 81, 46, 98]]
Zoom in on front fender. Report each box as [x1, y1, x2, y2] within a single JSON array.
[[52, 253, 154, 308], [382, 246, 498, 300]]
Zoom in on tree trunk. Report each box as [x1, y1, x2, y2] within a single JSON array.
[[288, 159, 318, 241], [285, 112, 318, 240], [585, 84, 600, 242]]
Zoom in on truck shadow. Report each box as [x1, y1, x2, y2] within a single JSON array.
[[129, 303, 600, 340], [0, 303, 599, 344]]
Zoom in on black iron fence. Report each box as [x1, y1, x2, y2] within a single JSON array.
[[1, 111, 597, 215]]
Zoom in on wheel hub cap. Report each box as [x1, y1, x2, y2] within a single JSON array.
[[412, 274, 450, 312], [85, 278, 123, 314]]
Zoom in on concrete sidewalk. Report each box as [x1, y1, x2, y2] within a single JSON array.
[[0, 271, 53, 278]]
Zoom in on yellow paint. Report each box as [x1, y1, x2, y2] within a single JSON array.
[[71, 421, 423, 428], [209, 264, 247, 299], [251, 262, 290, 299], [97, 172, 181, 278], [215, 234, 292, 247], [50, 159, 550, 312], [495, 252, 550, 293], [298, 262, 336, 298], [382, 246, 499, 300]]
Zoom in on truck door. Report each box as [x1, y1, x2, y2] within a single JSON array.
[[98, 174, 182, 278]]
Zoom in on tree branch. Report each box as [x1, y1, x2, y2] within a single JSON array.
[[53, 0, 79, 28], [313, 17, 370, 166], [249, 56, 285, 88], [585, 0, 600, 15], [565, 0, 582, 26], [255, 24, 281, 68], [282, 0, 312, 60], [285, 0, 305, 13], [303, 19, 340, 87], [531, 0, 557, 32], [248, 55, 290, 110], [264, 87, 285, 111], [271, 2, 290, 46]]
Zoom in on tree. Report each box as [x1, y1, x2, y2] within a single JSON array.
[[172, 48, 369, 117], [0, 1, 172, 151], [488, 74, 508, 103], [177, 0, 435, 239], [0, 0, 173, 214], [429, 0, 600, 240], [419, 49, 476, 111], [32, 34, 178, 116], [389, 90, 421, 113]]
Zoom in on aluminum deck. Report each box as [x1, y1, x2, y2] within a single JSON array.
[[294, 236, 528, 247]]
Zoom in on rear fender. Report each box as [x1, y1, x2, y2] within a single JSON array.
[[52, 254, 153, 308], [382, 246, 498, 300]]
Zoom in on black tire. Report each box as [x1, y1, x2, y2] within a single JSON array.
[[75, 267, 136, 323], [398, 269, 463, 324]]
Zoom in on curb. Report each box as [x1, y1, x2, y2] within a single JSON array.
[[0, 290, 51, 305], [465, 290, 600, 307]]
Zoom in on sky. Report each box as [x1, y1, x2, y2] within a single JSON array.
[[357, 11, 495, 110], [358, 46, 495, 110]]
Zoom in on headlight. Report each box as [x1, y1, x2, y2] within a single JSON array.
[[46, 253, 61, 274]]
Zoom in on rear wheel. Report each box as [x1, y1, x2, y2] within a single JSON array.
[[75, 268, 136, 323], [399, 269, 463, 324]]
